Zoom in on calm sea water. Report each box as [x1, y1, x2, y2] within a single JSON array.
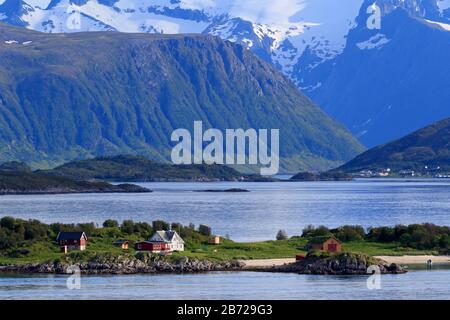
[[1, 179, 450, 300], [0, 179, 449, 241], [1, 269, 449, 300]]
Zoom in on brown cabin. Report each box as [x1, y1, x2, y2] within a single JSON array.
[[307, 236, 342, 253], [56, 232, 88, 252], [113, 240, 129, 250], [209, 236, 221, 245]]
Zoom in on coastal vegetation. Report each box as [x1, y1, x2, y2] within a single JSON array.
[[42, 155, 271, 182], [289, 171, 353, 181], [0, 217, 448, 267]]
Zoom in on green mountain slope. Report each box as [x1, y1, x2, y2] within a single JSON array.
[[0, 23, 363, 172], [335, 117, 450, 174]]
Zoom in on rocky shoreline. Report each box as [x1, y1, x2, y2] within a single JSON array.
[[0, 253, 407, 275], [0, 183, 151, 195], [0, 256, 244, 275], [244, 253, 407, 275]]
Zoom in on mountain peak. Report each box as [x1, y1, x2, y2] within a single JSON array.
[[0, 0, 33, 27], [0, 25, 363, 171]]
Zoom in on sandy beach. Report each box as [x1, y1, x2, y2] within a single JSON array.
[[240, 258, 296, 268], [241, 256, 450, 268], [374, 255, 450, 265]]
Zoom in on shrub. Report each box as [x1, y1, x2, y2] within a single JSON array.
[[332, 225, 365, 242], [103, 219, 119, 228], [152, 220, 170, 231]]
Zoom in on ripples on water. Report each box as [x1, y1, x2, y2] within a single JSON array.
[[1, 270, 449, 300], [1, 180, 449, 241], [1, 180, 450, 299]]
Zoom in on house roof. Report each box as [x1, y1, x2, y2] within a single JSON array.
[[150, 230, 185, 244], [308, 236, 341, 245], [56, 232, 87, 241], [113, 240, 129, 245]]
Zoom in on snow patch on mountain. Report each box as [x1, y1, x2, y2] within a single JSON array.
[[437, 0, 450, 13], [356, 33, 391, 49], [3, 0, 366, 82], [2, 0, 448, 91], [425, 18, 450, 30]]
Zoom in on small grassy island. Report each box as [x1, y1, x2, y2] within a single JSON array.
[[0, 217, 449, 275], [0, 161, 150, 195], [42, 155, 274, 182]]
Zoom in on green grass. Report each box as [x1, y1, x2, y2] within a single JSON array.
[[0, 237, 439, 266], [343, 241, 438, 256]]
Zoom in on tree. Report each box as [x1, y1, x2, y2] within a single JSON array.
[[103, 219, 119, 228], [0, 216, 16, 230], [121, 220, 135, 235], [333, 225, 365, 242], [301, 225, 329, 238], [152, 220, 170, 231], [276, 229, 288, 240], [134, 222, 152, 237], [77, 223, 96, 236], [198, 224, 212, 237], [171, 222, 182, 230]]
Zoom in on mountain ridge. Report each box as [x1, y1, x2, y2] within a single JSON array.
[[1, 0, 450, 147], [335, 117, 450, 174], [0, 23, 363, 172]]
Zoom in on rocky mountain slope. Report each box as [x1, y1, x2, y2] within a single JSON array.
[[0, 23, 363, 172], [3, 0, 449, 147], [306, 1, 450, 147]]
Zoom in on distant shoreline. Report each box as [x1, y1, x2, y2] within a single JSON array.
[[240, 255, 450, 268], [374, 255, 450, 265]]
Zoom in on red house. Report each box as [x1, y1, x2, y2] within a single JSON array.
[[135, 230, 185, 253], [56, 232, 88, 252], [135, 241, 170, 252]]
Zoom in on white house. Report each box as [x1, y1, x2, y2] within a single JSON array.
[[149, 230, 185, 252]]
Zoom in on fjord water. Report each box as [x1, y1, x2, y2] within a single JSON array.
[[1, 179, 450, 300], [0, 179, 449, 241], [1, 270, 450, 300]]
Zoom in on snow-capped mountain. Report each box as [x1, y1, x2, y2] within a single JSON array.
[[0, 0, 366, 82], [1, 0, 449, 85], [1, 0, 450, 147]]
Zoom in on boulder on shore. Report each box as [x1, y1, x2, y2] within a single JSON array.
[[0, 254, 245, 275], [250, 252, 407, 275]]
